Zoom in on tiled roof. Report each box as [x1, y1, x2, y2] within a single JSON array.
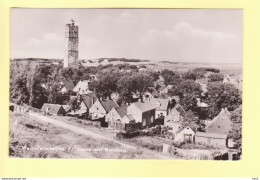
[[205, 108, 232, 134], [100, 99, 119, 113], [188, 121, 200, 131], [41, 103, 65, 115], [149, 98, 169, 111], [195, 132, 227, 139], [175, 104, 187, 117], [132, 101, 156, 113], [61, 79, 75, 91], [115, 106, 128, 118], [176, 121, 199, 133], [81, 93, 97, 109]]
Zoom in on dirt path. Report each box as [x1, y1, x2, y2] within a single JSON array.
[[29, 112, 173, 159]]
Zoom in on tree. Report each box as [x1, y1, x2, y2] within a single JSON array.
[[147, 70, 160, 82], [89, 71, 120, 99], [160, 69, 181, 86], [182, 71, 196, 81], [192, 67, 220, 79], [61, 67, 81, 85], [228, 106, 242, 148], [208, 73, 224, 82], [27, 64, 69, 108], [170, 80, 202, 98], [117, 72, 154, 103], [169, 80, 202, 115], [206, 82, 242, 118], [132, 72, 154, 101], [117, 75, 135, 103], [10, 74, 30, 104]]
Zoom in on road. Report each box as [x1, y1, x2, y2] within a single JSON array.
[[29, 112, 173, 159]]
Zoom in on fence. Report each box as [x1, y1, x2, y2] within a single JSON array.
[[110, 121, 142, 132]]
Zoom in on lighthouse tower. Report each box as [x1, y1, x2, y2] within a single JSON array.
[[64, 19, 79, 68]]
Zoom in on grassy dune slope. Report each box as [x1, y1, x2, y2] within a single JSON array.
[[9, 112, 164, 159]]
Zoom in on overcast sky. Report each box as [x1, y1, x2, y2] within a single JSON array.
[[10, 8, 243, 63]]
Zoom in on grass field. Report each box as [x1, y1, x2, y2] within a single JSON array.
[[9, 111, 170, 159]]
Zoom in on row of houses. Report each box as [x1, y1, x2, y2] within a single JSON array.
[[41, 91, 233, 149], [41, 75, 234, 149]]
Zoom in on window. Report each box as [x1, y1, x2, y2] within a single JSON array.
[[143, 119, 146, 126]]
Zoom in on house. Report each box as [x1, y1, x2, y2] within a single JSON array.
[[105, 106, 127, 126], [89, 99, 119, 120], [89, 74, 99, 81], [195, 78, 208, 94], [40, 103, 66, 116], [60, 79, 75, 93], [174, 125, 196, 143], [196, 98, 208, 108], [166, 121, 182, 133], [154, 75, 165, 87], [73, 80, 92, 94], [223, 74, 242, 91], [161, 85, 173, 94], [164, 104, 187, 124], [149, 98, 170, 118], [166, 121, 198, 143], [205, 108, 232, 135], [106, 105, 143, 132], [62, 105, 71, 113], [121, 114, 135, 124], [67, 93, 97, 117], [143, 87, 158, 100], [158, 85, 167, 94], [114, 114, 142, 132], [127, 101, 156, 127], [195, 132, 227, 148]]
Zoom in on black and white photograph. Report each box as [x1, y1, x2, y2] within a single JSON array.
[[9, 8, 242, 160]]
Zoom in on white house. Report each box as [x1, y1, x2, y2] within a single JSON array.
[[89, 99, 119, 120], [149, 98, 170, 118], [174, 125, 196, 143], [127, 101, 156, 127], [73, 80, 91, 94], [105, 106, 127, 123], [164, 104, 187, 123]]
